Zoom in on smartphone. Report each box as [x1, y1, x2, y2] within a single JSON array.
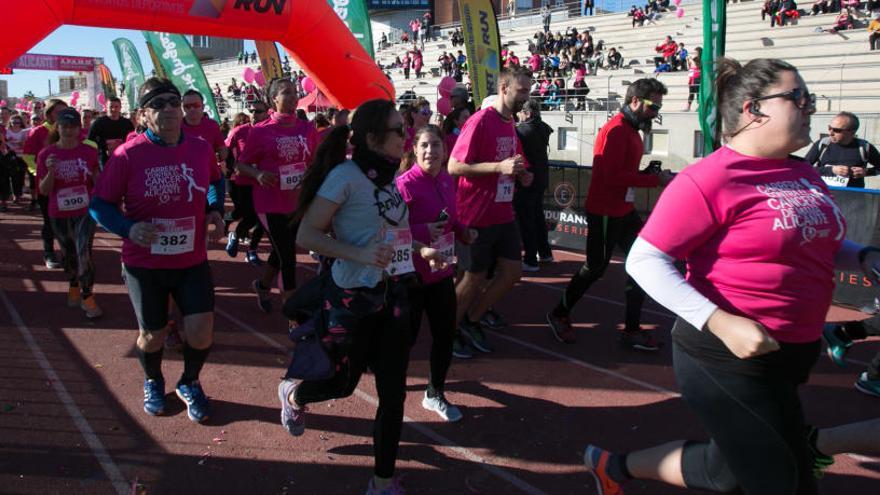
[[437, 208, 449, 222], [641, 160, 662, 175]]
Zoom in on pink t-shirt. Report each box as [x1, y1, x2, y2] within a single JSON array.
[[238, 115, 318, 214], [93, 133, 221, 270], [125, 130, 141, 143], [225, 123, 255, 186], [450, 106, 524, 228], [36, 144, 99, 218], [182, 116, 225, 151], [639, 146, 846, 343]]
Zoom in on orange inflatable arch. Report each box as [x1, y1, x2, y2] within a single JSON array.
[[2, 0, 395, 109]]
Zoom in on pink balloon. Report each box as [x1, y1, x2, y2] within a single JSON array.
[[71, 91, 80, 99], [97, 93, 106, 104], [0, 100, 6, 106], [676, 7, 685, 17], [243, 67, 255, 84], [438, 76, 456, 98], [70, 98, 78, 107], [437, 96, 452, 116], [302, 76, 316, 94], [254, 70, 266, 87]]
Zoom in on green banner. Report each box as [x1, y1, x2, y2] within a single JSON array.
[[112, 38, 146, 110], [145, 40, 166, 79], [142, 31, 220, 121], [458, 0, 501, 106], [698, 0, 726, 155], [328, 0, 374, 59]]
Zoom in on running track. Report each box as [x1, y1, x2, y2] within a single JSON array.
[[0, 203, 878, 494]]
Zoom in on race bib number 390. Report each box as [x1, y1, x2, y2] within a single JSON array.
[[151, 217, 196, 255], [279, 162, 306, 191], [496, 175, 514, 203], [57, 186, 89, 211], [385, 228, 415, 275]]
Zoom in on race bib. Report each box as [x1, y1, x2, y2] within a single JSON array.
[[57, 186, 89, 212], [385, 228, 415, 276], [496, 175, 515, 202], [822, 175, 849, 187], [279, 162, 306, 191], [151, 217, 196, 255], [625, 187, 635, 203], [430, 232, 455, 273]]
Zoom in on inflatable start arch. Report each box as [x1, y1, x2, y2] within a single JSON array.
[[2, 0, 395, 109]]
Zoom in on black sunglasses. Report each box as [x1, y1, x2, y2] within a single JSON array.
[[753, 87, 816, 110], [828, 126, 853, 133], [145, 96, 182, 110], [386, 124, 406, 138]]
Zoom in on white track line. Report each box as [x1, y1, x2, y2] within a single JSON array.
[[214, 307, 548, 495], [0, 288, 130, 495]]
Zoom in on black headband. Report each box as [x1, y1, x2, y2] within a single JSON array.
[[138, 83, 181, 108]]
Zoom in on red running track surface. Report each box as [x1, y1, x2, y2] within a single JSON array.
[[0, 203, 877, 494]]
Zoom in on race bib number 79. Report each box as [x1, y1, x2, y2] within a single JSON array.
[[151, 217, 196, 255]]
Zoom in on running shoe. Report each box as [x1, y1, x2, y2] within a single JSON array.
[[480, 308, 507, 330], [365, 476, 406, 495], [822, 324, 852, 368], [278, 379, 307, 436], [252, 279, 272, 313], [175, 380, 212, 423], [522, 261, 540, 272], [44, 252, 62, 269], [143, 378, 166, 416], [246, 249, 263, 266], [460, 319, 492, 353], [67, 286, 81, 308], [451, 336, 474, 359], [855, 372, 880, 397], [619, 330, 661, 352], [225, 232, 239, 258], [538, 253, 554, 263], [584, 445, 624, 495], [421, 391, 463, 422], [805, 424, 835, 479], [547, 312, 576, 344], [80, 295, 103, 319]]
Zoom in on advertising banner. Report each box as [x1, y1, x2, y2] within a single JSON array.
[[10, 53, 96, 72], [112, 38, 147, 110], [458, 0, 501, 106], [143, 31, 220, 121]]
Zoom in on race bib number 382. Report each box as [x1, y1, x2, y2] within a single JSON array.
[[151, 217, 196, 255]]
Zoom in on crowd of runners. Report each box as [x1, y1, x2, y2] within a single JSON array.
[[3, 57, 880, 494]]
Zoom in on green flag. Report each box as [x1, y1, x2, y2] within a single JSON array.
[[328, 0, 374, 59], [142, 31, 220, 121], [112, 38, 146, 110], [698, 0, 726, 155]]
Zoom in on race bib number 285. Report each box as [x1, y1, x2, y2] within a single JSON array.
[[385, 228, 415, 275]]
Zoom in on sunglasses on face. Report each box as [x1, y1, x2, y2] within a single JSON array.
[[753, 87, 816, 110], [828, 126, 853, 133], [145, 96, 182, 110], [641, 99, 662, 112], [386, 124, 406, 138], [183, 102, 203, 110]]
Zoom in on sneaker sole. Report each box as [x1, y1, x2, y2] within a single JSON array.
[[278, 381, 305, 436], [143, 405, 164, 416], [175, 389, 210, 423], [855, 381, 880, 398]]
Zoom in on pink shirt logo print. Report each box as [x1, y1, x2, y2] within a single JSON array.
[[181, 163, 207, 202], [275, 135, 309, 163], [756, 179, 844, 245], [495, 136, 516, 161], [144, 163, 204, 204]]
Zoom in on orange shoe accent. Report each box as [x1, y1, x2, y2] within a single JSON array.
[[592, 450, 624, 495], [67, 286, 82, 307], [81, 295, 103, 319]]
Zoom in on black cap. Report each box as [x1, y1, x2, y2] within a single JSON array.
[[56, 107, 82, 126]]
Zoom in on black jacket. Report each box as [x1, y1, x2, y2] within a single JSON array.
[[515, 117, 554, 192]]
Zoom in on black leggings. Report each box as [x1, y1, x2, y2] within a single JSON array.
[[409, 277, 456, 395], [555, 211, 646, 331], [673, 329, 820, 494], [50, 215, 97, 296], [38, 195, 56, 254], [229, 183, 264, 250], [294, 281, 410, 478], [259, 213, 298, 291]]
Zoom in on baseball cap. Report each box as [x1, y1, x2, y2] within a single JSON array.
[[56, 107, 82, 126]]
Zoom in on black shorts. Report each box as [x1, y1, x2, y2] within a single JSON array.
[[459, 221, 521, 273], [123, 261, 215, 331]]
